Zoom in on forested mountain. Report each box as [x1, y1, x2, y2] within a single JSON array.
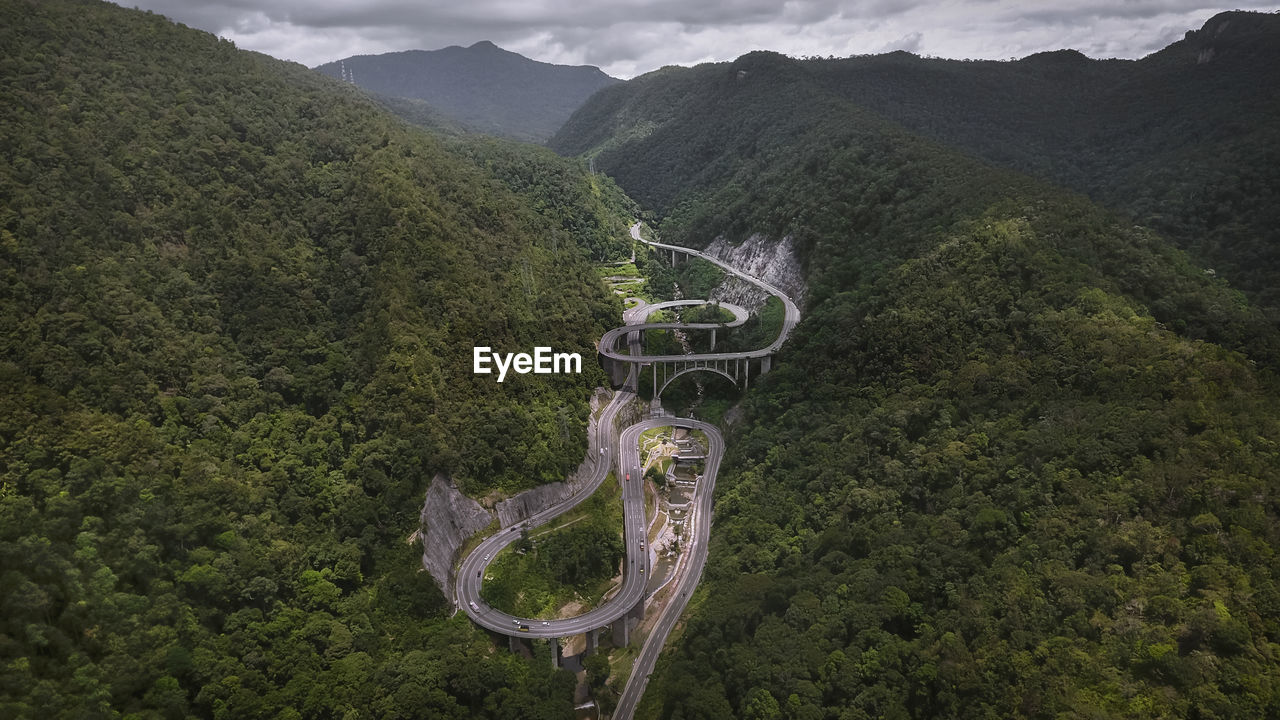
[[315, 42, 620, 142], [551, 20, 1280, 720], [556, 11, 1280, 308], [0, 0, 632, 716]]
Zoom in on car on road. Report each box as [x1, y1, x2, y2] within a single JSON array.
[[542, 621, 549, 626], [469, 601, 478, 611], [483, 553, 490, 561], [625, 473, 629, 481], [639, 542, 644, 550], [640, 567, 645, 574], [519, 625, 529, 632]]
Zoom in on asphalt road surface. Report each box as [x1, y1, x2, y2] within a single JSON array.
[[455, 222, 797, 717], [626, 222, 801, 358], [455, 371, 646, 638], [612, 417, 723, 720]]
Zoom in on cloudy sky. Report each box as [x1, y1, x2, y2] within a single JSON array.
[[117, 1, 1280, 78]]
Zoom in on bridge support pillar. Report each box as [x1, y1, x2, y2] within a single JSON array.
[[612, 616, 630, 646], [760, 355, 771, 375], [550, 638, 560, 668], [710, 328, 716, 352], [586, 628, 599, 655], [601, 353, 629, 388]]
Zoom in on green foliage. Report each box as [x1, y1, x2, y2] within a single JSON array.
[[713, 297, 784, 355], [447, 137, 637, 263], [0, 0, 623, 715], [674, 259, 725, 300], [584, 652, 611, 690], [540, 522, 625, 586], [798, 15, 1280, 310], [645, 466, 667, 488], [480, 479, 625, 618], [597, 262, 641, 278], [558, 23, 1280, 720], [643, 208, 1280, 719], [682, 303, 735, 324]]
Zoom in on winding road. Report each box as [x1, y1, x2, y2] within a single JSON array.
[[456, 222, 798, 717], [611, 415, 723, 720], [599, 225, 802, 365]]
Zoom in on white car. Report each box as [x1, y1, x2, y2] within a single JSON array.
[[483, 553, 490, 561]]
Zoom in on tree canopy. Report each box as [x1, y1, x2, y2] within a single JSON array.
[[0, 0, 633, 716]]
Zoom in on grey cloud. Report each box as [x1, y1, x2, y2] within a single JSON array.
[[115, 1, 1280, 77], [1011, 0, 1275, 24], [875, 31, 924, 54]]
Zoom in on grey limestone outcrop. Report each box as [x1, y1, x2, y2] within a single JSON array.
[[495, 467, 594, 528], [703, 233, 806, 312], [420, 473, 492, 601]]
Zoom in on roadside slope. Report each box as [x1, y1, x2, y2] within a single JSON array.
[[551, 30, 1280, 720], [0, 0, 626, 716]]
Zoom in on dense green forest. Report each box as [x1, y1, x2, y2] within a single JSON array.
[[801, 12, 1280, 309], [0, 0, 632, 716], [553, 24, 1280, 720], [480, 479, 626, 619], [555, 11, 1280, 311], [7, 0, 1280, 717]]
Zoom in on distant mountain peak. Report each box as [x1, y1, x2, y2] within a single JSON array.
[[1022, 48, 1089, 64], [314, 44, 619, 142], [1199, 9, 1280, 34], [1171, 9, 1280, 64]]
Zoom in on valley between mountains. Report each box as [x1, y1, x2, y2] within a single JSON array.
[[4, 2, 1280, 719]]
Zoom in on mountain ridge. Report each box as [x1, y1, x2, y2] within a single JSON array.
[[553, 9, 1280, 307], [0, 0, 633, 716], [316, 41, 620, 142], [547, 10, 1280, 719]]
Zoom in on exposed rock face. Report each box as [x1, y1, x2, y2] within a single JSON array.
[[420, 473, 492, 602], [703, 233, 806, 312], [495, 467, 596, 528]]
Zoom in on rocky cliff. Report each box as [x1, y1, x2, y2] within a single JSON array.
[[420, 473, 493, 602], [420, 370, 627, 597], [495, 466, 595, 528], [703, 233, 807, 311]]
